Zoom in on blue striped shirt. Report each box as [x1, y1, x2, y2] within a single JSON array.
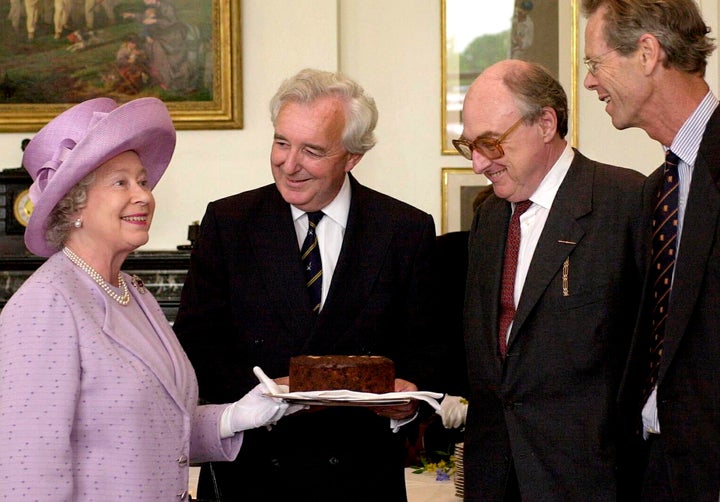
[[669, 91, 719, 248], [643, 91, 719, 436]]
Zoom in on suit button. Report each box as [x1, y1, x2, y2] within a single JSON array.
[[270, 458, 280, 467], [177, 455, 188, 466], [328, 456, 340, 465], [177, 490, 188, 499]]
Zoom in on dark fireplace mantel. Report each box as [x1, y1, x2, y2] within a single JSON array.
[[0, 250, 190, 322]]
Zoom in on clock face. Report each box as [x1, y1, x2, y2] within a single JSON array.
[[13, 188, 33, 227]]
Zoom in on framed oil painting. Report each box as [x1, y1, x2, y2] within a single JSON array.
[[442, 0, 578, 153], [441, 167, 491, 234], [0, 0, 241, 131]]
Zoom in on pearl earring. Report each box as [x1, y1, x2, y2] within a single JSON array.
[[73, 219, 82, 229]]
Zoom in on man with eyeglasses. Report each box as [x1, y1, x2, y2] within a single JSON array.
[[458, 59, 646, 501], [583, 1, 720, 500]]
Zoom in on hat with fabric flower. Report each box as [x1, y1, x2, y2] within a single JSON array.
[[22, 97, 176, 257]]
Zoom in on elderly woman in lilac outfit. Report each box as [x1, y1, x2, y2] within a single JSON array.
[[0, 98, 293, 501]]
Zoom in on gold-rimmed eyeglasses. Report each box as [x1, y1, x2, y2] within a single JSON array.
[[583, 46, 621, 75], [452, 116, 525, 161]]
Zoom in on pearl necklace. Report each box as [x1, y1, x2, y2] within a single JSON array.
[[63, 247, 130, 306]]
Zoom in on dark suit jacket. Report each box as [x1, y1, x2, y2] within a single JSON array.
[[619, 109, 720, 501], [174, 174, 439, 501], [463, 150, 645, 501], [432, 231, 470, 397]]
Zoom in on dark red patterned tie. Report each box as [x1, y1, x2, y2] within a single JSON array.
[[643, 151, 679, 401], [498, 200, 532, 358], [301, 211, 324, 315]]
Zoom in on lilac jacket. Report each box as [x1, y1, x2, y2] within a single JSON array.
[[0, 252, 242, 501]]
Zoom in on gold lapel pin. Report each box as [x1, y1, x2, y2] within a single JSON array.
[[131, 275, 147, 294]]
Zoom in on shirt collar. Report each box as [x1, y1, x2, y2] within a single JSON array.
[[526, 143, 574, 210], [291, 173, 351, 229], [669, 91, 719, 166]]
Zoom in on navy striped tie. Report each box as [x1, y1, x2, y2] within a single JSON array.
[[643, 151, 679, 402], [301, 211, 324, 314]]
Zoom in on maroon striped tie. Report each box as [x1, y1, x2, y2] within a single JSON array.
[[498, 200, 532, 358]]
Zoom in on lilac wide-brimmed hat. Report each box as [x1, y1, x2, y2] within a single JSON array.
[[22, 97, 176, 257]]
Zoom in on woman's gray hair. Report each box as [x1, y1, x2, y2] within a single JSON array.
[[45, 172, 95, 252], [269, 68, 378, 154]]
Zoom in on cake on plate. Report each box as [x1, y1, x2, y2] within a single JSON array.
[[289, 355, 395, 393]]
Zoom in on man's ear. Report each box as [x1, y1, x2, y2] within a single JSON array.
[[538, 106, 558, 142], [344, 153, 364, 172], [638, 33, 664, 74]]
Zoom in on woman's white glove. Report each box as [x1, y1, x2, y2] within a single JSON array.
[[438, 395, 468, 429], [252, 366, 308, 417], [220, 383, 288, 438]]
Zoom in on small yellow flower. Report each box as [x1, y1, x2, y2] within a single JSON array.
[[410, 451, 457, 478]]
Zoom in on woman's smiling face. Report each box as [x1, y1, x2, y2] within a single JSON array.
[[77, 151, 155, 256]]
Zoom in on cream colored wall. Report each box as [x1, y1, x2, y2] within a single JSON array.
[[0, 0, 718, 250]]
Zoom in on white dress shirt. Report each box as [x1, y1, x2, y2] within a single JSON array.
[[503, 143, 574, 342], [291, 174, 351, 310]]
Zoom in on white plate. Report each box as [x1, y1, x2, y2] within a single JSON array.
[[281, 396, 412, 407], [267, 389, 444, 410]]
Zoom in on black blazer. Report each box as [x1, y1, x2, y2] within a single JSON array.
[[620, 108, 720, 501], [463, 150, 646, 501], [432, 230, 470, 397], [174, 174, 439, 501]]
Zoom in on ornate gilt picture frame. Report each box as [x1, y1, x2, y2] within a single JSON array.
[[441, 167, 491, 233], [0, 0, 241, 131]]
